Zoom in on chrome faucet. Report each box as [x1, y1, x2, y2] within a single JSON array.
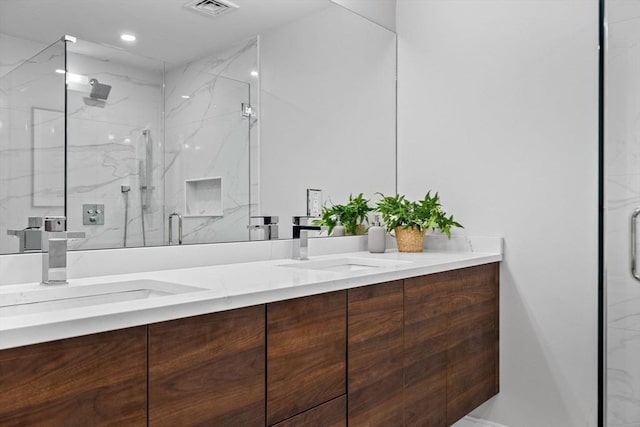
[[40, 216, 85, 285], [292, 216, 321, 260], [248, 216, 279, 240], [7, 216, 45, 253], [168, 212, 183, 245]]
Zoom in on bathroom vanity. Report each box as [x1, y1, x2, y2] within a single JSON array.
[[0, 247, 500, 426]]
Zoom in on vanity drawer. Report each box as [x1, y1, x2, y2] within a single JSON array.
[[266, 291, 347, 425], [148, 306, 265, 427]]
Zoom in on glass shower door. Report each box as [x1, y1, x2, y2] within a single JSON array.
[[605, 1, 640, 425], [163, 71, 251, 245]]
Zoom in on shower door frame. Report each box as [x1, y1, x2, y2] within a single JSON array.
[[598, 0, 605, 424]]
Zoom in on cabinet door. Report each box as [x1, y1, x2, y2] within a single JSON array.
[[0, 327, 147, 427], [447, 263, 499, 425], [267, 291, 347, 425], [404, 274, 449, 427], [149, 305, 265, 427], [348, 280, 404, 426], [272, 395, 346, 427]]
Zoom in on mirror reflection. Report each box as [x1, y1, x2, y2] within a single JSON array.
[[0, 0, 396, 254]]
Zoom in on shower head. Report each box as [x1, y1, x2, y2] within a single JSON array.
[[89, 78, 111, 100]]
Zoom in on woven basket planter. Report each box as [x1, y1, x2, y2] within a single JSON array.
[[346, 224, 367, 236], [395, 226, 426, 252]]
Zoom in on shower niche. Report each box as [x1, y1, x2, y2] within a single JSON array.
[[184, 177, 223, 218]]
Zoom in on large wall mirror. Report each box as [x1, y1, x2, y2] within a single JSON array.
[[0, 0, 396, 254]]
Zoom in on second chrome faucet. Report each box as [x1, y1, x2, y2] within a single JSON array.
[[292, 216, 321, 260]]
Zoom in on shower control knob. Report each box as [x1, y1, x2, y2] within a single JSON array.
[[82, 204, 105, 226]]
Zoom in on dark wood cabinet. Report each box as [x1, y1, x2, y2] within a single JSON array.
[[0, 326, 147, 427], [348, 280, 404, 426], [0, 263, 498, 427], [446, 263, 499, 425], [404, 273, 450, 427], [148, 305, 265, 427], [404, 264, 499, 426], [266, 291, 347, 425], [272, 395, 347, 427]]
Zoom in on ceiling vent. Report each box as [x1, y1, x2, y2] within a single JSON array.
[[184, 0, 239, 17]]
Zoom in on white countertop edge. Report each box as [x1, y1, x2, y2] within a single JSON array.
[[0, 251, 501, 350]]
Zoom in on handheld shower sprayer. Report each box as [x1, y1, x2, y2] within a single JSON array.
[[121, 185, 131, 247]]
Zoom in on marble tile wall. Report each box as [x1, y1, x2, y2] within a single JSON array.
[[0, 39, 66, 254], [64, 44, 164, 250], [164, 38, 257, 245], [606, 1, 640, 425]]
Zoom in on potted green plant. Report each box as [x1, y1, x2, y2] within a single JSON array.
[[375, 191, 462, 252], [314, 193, 373, 236]]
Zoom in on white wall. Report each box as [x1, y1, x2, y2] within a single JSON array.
[[397, 1, 599, 426], [260, 4, 396, 238], [331, 0, 396, 32]]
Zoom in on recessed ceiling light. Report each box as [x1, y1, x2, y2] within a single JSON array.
[[181, 95, 190, 99], [120, 33, 136, 42], [250, 70, 258, 77], [55, 69, 66, 74]]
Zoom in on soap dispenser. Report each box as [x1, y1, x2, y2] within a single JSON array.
[[368, 214, 386, 253], [332, 215, 345, 237]]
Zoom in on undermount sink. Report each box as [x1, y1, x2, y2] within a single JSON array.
[[0, 279, 207, 317], [279, 257, 411, 273]]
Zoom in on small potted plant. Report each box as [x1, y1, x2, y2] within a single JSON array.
[[375, 191, 462, 252], [314, 193, 373, 236]]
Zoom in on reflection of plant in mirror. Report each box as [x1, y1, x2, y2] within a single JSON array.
[[375, 192, 462, 238], [313, 193, 373, 236]]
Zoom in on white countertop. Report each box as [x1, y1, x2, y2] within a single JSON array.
[[0, 249, 501, 350]]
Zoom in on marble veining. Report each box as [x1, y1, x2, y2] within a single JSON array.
[[0, 38, 65, 254], [65, 46, 164, 250], [163, 38, 256, 245]]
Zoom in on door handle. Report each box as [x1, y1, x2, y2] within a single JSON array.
[[631, 208, 640, 281]]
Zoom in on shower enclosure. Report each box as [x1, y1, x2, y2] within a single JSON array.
[[0, 35, 254, 253], [64, 38, 166, 250], [603, 1, 640, 425]]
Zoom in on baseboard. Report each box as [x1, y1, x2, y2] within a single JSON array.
[[452, 415, 510, 427]]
